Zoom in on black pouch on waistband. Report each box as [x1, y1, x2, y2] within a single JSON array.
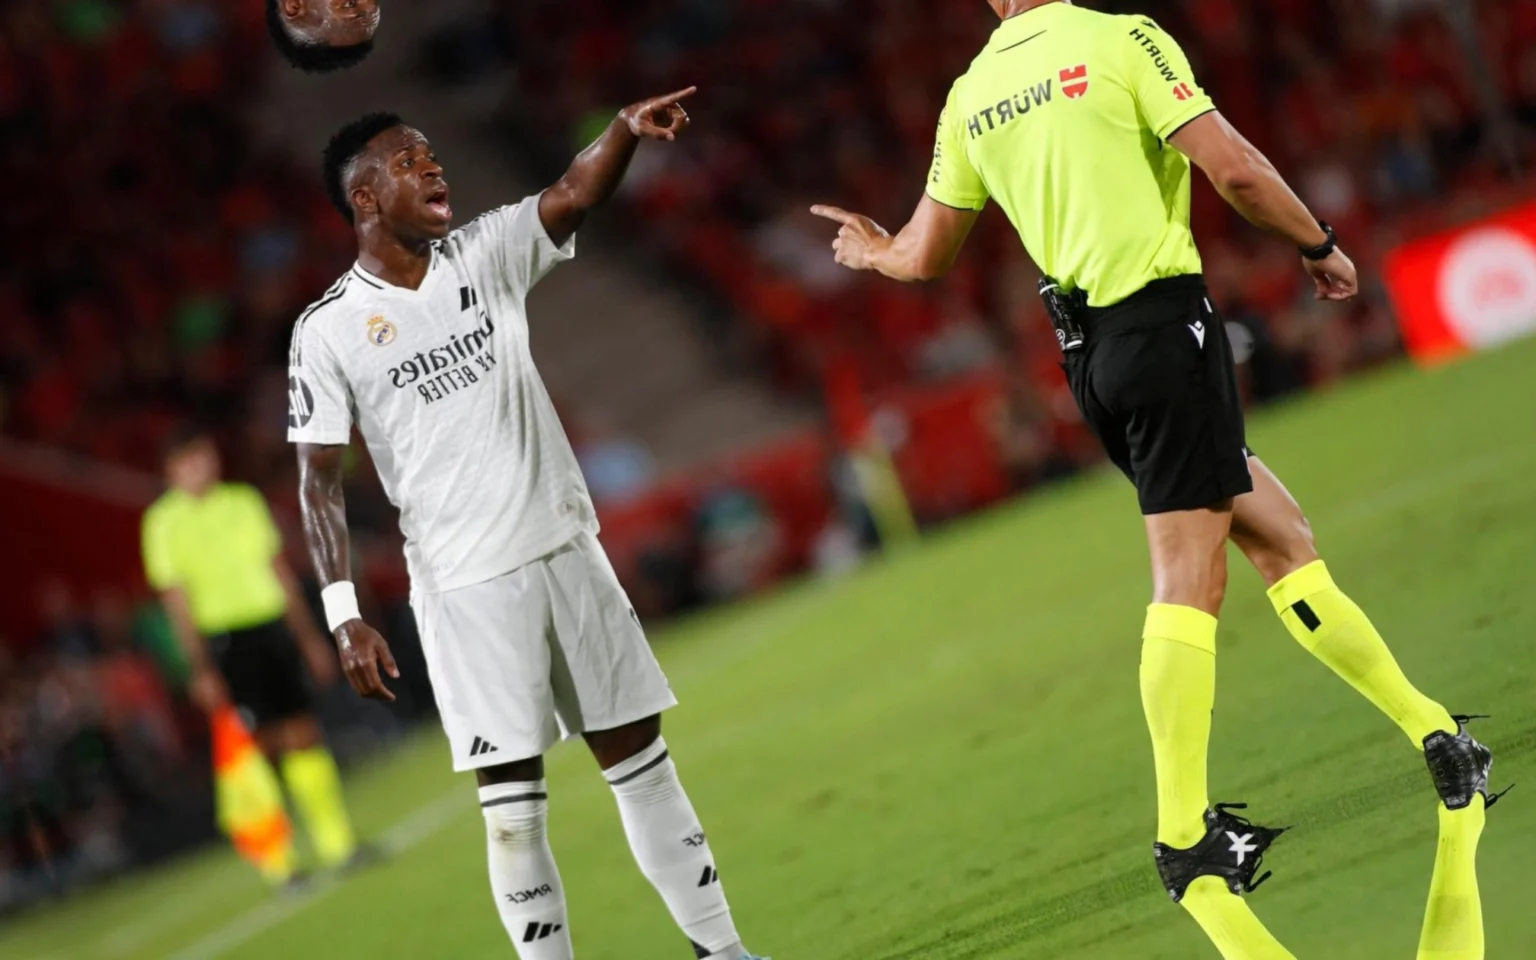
[[1038, 276, 1088, 353]]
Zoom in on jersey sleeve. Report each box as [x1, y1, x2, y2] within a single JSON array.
[[141, 504, 179, 591], [455, 196, 576, 297], [925, 85, 989, 212], [1121, 16, 1216, 141], [286, 316, 353, 446]]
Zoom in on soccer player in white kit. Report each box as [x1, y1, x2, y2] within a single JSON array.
[[287, 90, 764, 960]]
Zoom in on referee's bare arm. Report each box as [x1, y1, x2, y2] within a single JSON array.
[[159, 587, 228, 710], [297, 442, 398, 702], [810, 197, 978, 283], [1169, 112, 1357, 302]]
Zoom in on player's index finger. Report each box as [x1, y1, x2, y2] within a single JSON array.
[[380, 642, 400, 677], [651, 86, 698, 106]]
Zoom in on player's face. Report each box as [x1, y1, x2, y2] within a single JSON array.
[[303, 0, 380, 49], [364, 127, 453, 242], [166, 440, 220, 495]]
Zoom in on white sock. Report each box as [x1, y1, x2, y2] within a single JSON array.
[[605, 738, 744, 958], [480, 781, 573, 959]]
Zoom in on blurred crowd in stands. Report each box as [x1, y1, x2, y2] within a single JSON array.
[[2, 0, 1534, 906], [485, 0, 1536, 406], [0, 580, 200, 909]]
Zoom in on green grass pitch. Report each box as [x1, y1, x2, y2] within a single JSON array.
[[5, 337, 1535, 959]]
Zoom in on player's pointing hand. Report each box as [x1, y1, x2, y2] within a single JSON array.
[[811, 205, 893, 272], [622, 87, 697, 142], [336, 620, 399, 702]]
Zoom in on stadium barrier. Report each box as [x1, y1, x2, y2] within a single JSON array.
[[1385, 199, 1536, 364]]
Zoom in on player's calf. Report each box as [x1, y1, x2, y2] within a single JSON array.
[[600, 734, 756, 959], [481, 779, 573, 959]]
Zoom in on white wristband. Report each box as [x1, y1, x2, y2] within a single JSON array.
[[321, 581, 362, 633]]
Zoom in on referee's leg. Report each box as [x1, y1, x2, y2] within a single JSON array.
[[1141, 502, 1294, 959], [1232, 457, 1489, 960], [1229, 457, 1457, 745], [1141, 501, 1231, 852]]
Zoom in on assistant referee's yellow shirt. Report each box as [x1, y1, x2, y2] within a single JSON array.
[[927, 3, 1217, 307], [142, 483, 288, 634]]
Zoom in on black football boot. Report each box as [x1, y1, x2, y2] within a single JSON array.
[[1423, 715, 1512, 810], [1152, 803, 1289, 903]]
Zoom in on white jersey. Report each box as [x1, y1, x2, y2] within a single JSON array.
[[286, 197, 595, 594]]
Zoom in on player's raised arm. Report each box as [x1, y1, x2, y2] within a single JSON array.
[[538, 86, 696, 247], [297, 442, 398, 702]]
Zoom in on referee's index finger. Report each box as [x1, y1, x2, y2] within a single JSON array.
[[811, 205, 856, 226]]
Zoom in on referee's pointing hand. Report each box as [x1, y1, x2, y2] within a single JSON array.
[[811, 205, 892, 272], [336, 620, 399, 702]]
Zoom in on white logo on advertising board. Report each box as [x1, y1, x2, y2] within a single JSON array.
[[1437, 227, 1536, 349]]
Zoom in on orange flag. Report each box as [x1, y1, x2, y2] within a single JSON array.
[[210, 706, 296, 885]]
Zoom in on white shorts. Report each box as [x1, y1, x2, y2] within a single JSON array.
[[413, 534, 677, 771]]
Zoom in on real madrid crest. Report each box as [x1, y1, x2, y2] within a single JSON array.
[[367, 315, 397, 346]]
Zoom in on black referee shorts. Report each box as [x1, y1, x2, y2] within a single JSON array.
[[208, 618, 313, 727], [1062, 275, 1254, 515]]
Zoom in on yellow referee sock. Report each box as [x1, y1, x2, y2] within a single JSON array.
[[1142, 604, 1295, 960], [281, 746, 357, 869], [1142, 603, 1218, 848], [1419, 797, 1487, 960], [1268, 561, 1456, 746]]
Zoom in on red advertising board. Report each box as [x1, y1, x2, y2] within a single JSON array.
[[1384, 201, 1536, 364]]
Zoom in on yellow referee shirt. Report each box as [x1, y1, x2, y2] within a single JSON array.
[[926, 3, 1216, 307], [142, 483, 288, 634]]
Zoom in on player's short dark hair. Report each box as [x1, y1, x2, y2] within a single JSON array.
[[323, 112, 405, 224], [265, 0, 374, 73]]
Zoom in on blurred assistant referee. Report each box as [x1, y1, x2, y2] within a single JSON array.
[[142, 427, 361, 874], [814, 2, 1499, 958]]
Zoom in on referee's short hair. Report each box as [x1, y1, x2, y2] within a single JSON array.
[[162, 422, 214, 462], [265, 0, 373, 73], [323, 112, 405, 224]]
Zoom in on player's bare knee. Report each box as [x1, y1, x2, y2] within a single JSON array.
[[477, 756, 545, 788], [585, 714, 662, 771]]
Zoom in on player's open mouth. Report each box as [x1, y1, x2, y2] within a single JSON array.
[[425, 187, 452, 221]]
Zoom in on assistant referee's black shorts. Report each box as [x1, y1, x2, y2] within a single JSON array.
[[1062, 275, 1254, 515], [208, 618, 313, 726]]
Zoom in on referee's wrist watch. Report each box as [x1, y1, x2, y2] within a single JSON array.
[[1300, 221, 1338, 261]]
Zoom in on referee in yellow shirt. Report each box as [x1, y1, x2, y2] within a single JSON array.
[[142, 427, 360, 875], [814, 3, 1498, 958]]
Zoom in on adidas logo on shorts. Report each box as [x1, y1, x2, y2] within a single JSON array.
[[469, 736, 500, 757]]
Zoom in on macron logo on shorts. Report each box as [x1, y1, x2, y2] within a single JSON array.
[[1189, 320, 1206, 349]]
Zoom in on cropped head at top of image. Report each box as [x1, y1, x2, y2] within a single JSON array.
[[266, 0, 380, 73]]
